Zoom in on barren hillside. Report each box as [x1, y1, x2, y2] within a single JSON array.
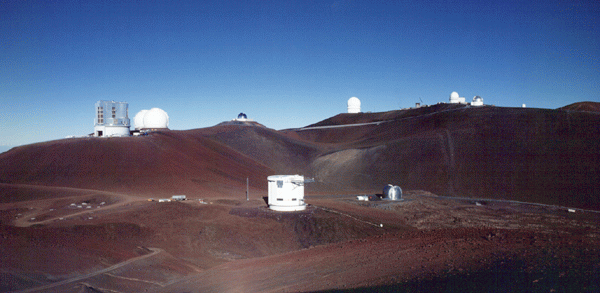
[[2, 103, 598, 207], [285, 103, 600, 209], [1, 103, 599, 292]]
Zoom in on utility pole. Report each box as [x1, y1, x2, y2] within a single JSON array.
[[246, 177, 249, 201]]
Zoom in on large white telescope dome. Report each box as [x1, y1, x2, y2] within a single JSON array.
[[347, 97, 361, 113], [144, 108, 169, 129], [134, 109, 148, 130], [135, 108, 169, 130], [450, 92, 460, 103]]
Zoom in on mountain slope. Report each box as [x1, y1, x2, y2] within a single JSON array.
[[1, 104, 599, 209], [287, 104, 600, 208], [0, 129, 273, 197]]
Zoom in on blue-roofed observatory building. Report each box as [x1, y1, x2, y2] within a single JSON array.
[[232, 112, 253, 122], [94, 100, 131, 137]]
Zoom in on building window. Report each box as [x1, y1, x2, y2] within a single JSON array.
[[97, 107, 104, 124], [277, 198, 283, 201], [112, 107, 116, 118], [277, 180, 283, 188]]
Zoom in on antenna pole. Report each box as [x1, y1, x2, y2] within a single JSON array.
[[246, 177, 249, 201]]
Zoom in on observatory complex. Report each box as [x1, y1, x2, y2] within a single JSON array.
[[134, 108, 169, 131], [94, 100, 131, 137], [449, 92, 484, 107], [348, 97, 361, 113]]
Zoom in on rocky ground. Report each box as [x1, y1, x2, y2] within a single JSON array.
[[1, 186, 599, 292]]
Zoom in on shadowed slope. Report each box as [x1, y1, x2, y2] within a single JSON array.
[[287, 104, 600, 209], [192, 123, 322, 175]]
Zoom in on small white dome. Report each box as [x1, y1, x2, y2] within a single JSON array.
[[348, 97, 361, 113], [143, 108, 169, 129], [134, 110, 148, 130], [471, 95, 484, 106]]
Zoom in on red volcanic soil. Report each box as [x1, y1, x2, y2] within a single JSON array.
[[2, 103, 599, 207], [2, 189, 600, 292], [0, 103, 599, 292], [0, 130, 274, 198]]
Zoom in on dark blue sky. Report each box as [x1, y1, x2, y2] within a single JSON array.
[[1, 0, 598, 148]]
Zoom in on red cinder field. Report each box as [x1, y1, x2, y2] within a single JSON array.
[[1, 102, 599, 292]]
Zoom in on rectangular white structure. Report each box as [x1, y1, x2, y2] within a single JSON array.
[[268, 175, 306, 211], [94, 100, 131, 137], [171, 195, 186, 201]]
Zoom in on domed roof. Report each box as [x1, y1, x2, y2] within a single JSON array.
[[134, 110, 148, 130], [348, 97, 361, 107], [142, 108, 169, 129], [347, 97, 361, 113], [237, 113, 247, 119], [471, 95, 484, 106], [450, 91, 459, 100]]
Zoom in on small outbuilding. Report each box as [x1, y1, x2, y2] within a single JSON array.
[[171, 195, 186, 201], [268, 175, 310, 211]]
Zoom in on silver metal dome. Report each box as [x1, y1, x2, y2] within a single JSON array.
[[382, 184, 402, 200]]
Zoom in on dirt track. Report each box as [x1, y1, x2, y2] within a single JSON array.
[[14, 248, 162, 293]]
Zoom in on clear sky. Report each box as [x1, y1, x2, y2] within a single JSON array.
[[1, 0, 599, 150]]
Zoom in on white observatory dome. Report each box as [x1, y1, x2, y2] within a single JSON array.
[[472, 95, 484, 106], [142, 108, 169, 129], [347, 97, 361, 113], [449, 92, 460, 103], [134, 110, 149, 130]]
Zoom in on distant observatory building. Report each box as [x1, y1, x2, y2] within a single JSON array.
[[94, 100, 130, 137], [471, 96, 484, 106], [348, 97, 361, 113], [232, 112, 253, 122], [449, 92, 466, 104], [267, 175, 312, 211], [134, 108, 169, 131], [382, 184, 403, 201]]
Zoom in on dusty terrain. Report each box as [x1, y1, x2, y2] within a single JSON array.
[[0, 102, 599, 292]]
